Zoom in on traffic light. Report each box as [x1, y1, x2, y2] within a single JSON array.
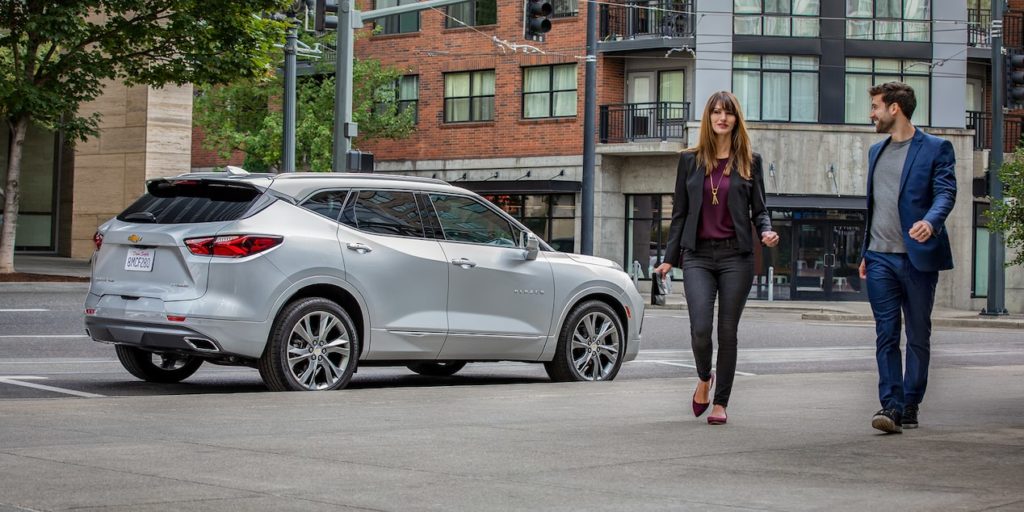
[[315, 0, 338, 31], [524, 0, 553, 41], [1006, 52, 1024, 107]]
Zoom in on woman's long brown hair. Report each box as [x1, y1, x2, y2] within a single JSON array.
[[685, 91, 753, 180]]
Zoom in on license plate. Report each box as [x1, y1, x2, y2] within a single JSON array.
[[124, 248, 154, 272]]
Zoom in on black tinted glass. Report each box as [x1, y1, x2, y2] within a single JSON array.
[[117, 181, 261, 224], [428, 194, 516, 246], [301, 190, 349, 221], [341, 190, 424, 237]]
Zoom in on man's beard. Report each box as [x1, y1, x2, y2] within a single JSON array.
[[874, 117, 894, 133]]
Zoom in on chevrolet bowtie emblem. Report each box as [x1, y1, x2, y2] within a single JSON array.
[[127, 234, 142, 244]]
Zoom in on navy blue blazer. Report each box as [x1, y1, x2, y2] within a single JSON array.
[[862, 128, 956, 272]]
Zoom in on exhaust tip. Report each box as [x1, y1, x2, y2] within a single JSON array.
[[184, 337, 220, 352]]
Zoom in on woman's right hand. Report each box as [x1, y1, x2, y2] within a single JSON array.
[[654, 262, 673, 277]]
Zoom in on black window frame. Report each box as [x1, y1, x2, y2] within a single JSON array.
[[845, 0, 931, 42], [373, 0, 421, 34], [444, 0, 497, 28], [732, 54, 820, 123], [624, 194, 676, 281], [733, 0, 820, 37], [521, 63, 578, 119], [374, 75, 419, 124], [843, 57, 931, 126], [444, 69, 496, 123], [551, 0, 578, 18]]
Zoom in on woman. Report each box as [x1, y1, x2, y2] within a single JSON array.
[[654, 91, 779, 425]]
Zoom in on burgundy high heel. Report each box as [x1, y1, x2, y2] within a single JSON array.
[[691, 373, 714, 417], [707, 409, 728, 425]]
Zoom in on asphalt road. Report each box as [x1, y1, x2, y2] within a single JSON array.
[[2, 286, 1023, 399]]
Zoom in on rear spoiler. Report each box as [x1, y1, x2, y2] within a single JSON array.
[[146, 176, 296, 204]]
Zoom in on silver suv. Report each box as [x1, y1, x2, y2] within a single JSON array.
[[85, 171, 644, 391]]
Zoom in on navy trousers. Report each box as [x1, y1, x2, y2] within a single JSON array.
[[864, 250, 938, 412]]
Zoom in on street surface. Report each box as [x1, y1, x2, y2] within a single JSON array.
[[1, 287, 1023, 399], [1, 286, 1023, 512]]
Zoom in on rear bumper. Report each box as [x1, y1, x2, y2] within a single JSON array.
[[85, 317, 223, 354]]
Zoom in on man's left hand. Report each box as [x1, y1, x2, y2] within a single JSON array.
[[909, 220, 933, 243]]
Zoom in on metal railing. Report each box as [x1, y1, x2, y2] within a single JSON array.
[[968, 9, 1023, 49], [966, 110, 1023, 152], [599, 102, 689, 143], [599, 0, 695, 40]]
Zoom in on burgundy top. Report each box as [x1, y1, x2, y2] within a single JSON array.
[[698, 158, 736, 240]]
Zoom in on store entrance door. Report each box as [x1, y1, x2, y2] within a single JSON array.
[[792, 221, 866, 301]]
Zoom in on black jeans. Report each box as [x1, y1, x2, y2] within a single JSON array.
[[681, 239, 753, 407]]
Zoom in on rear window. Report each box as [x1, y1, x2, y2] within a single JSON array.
[[117, 180, 262, 224]]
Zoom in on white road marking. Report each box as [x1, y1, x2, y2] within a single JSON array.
[[0, 308, 50, 312], [630, 359, 757, 376], [0, 377, 106, 398]]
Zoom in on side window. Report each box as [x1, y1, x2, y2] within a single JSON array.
[[427, 194, 517, 246], [340, 189, 425, 237], [300, 190, 349, 222]]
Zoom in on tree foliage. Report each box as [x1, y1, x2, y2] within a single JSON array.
[[0, 0, 291, 272], [192, 34, 416, 172], [988, 148, 1024, 267]]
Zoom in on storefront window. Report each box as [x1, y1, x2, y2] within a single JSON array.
[[973, 202, 989, 297], [625, 194, 680, 282], [0, 123, 57, 251]]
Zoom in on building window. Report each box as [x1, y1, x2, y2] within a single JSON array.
[[446, 0, 497, 28], [483, 194, 576, 252], [844, 58, 930, 125], [444, 70, 495, 122], [733, 54, 819, 122], [659, 70, 686, 119], [374, 0, 420, 34], [552, 0, 578, 17], [375, 75, 419, 123], [734, 0, 820, 37], [973, 202, 990, 297], [523, 64, 577, 119], [846, 0, 930, 42], [625, 194, 680, 281]]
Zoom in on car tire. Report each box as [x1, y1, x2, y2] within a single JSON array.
[[115, 345, 203, 383], [544, 300, 625, 382], [406, 361, 467, 377], [259, 297, 359, 391]]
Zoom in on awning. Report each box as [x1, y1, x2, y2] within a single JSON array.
[[766, 194, 867, 210], [456, 180, 582, 195]]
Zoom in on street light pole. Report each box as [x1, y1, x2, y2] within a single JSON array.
[[282, 12, 298, 173], [581, 0, 597, 256], [984, 1, 1008, 316]]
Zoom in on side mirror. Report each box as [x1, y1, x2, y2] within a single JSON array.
[[521, 232, 540, 261]]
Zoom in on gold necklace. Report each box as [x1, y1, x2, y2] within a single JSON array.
[[709, 163, 726, 205]]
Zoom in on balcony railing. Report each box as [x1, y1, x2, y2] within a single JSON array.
[[599, 102, 689, 143], [968, 9, 1022, 49], [966, 110, 1023, 152], [599, 0, 695, 41]]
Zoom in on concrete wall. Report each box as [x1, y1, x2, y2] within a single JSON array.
[[70, 82, 193, 258]]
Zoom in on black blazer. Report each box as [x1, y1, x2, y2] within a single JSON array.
[[663, 151, 772, 266]]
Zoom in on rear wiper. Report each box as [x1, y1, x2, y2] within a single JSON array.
[[123, 211, 157, 223]]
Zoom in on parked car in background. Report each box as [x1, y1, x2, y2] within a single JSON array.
[[85, 170, 644, 391]]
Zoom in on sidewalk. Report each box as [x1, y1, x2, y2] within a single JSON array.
[[5, 255, 1022, 329]]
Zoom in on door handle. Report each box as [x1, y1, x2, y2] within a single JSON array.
[[346, 242, 372, 254], [451, 258, 477, 269]]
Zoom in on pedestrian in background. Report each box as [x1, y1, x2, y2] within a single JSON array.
[[860, 81, 956, 434], [654, 91, 779, 425]]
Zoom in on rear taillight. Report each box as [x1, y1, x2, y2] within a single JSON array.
[[185, 235, 283, 257], [93, 231, 103, 251]]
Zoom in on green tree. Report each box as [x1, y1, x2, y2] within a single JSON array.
[[988, 149, 1024, 267], [193, 36, 416, 172], [0, 0, 290, 273]]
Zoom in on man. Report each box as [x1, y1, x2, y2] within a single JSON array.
[[859, 81, 956, 434]]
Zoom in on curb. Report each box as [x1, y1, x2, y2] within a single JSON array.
[[648, 303, 856, 314], [801, 313, 1024, 330]]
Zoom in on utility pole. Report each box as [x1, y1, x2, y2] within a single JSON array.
[[581, 0, 597, 256], [282, 12, 298, 173], [984, 1, 1008, 316]]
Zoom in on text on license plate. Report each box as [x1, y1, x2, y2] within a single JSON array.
[[125, 248, 154, 272]]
